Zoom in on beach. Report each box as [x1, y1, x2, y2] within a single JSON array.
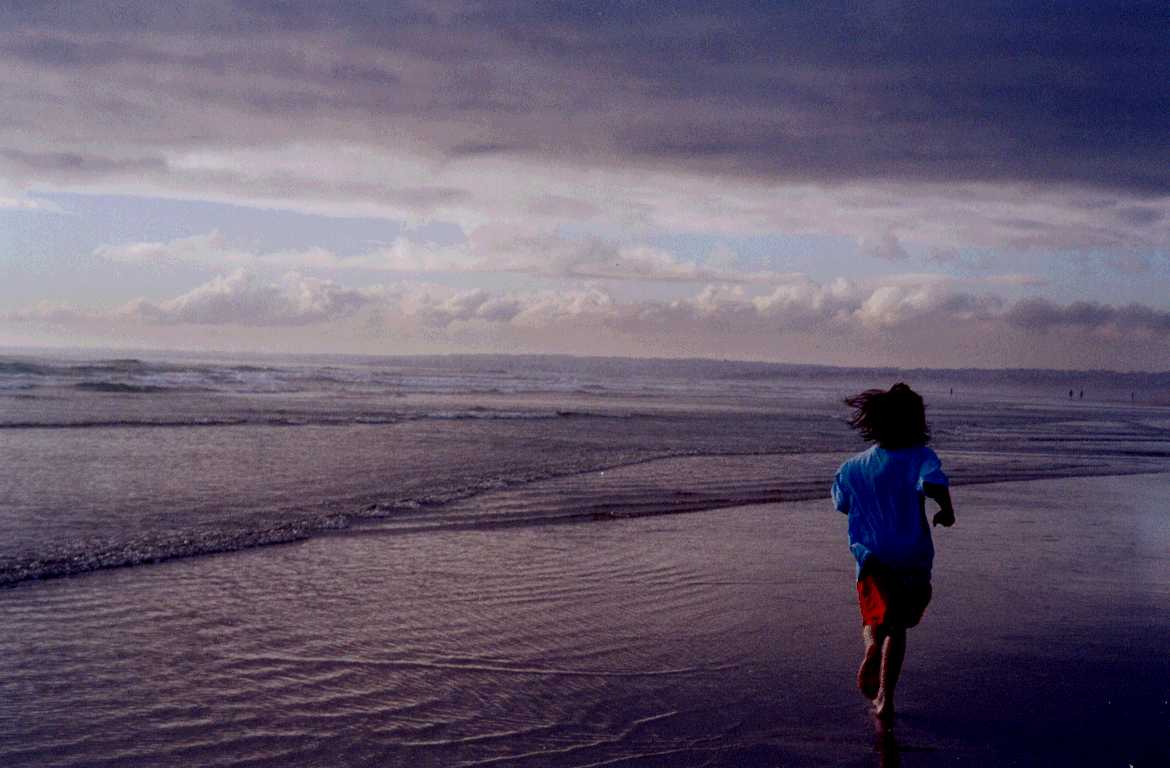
[[3, 471, 1167, 767], [2, 353, 1168, 766], [3, 1, 1168, 763], [3, 4, 1166, 764]]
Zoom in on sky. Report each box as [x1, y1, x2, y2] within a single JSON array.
[[1, 1, 1168, 369]]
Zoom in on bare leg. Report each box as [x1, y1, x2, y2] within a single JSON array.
[[873, 626, 906, 722], [857, 624, 883, 700]]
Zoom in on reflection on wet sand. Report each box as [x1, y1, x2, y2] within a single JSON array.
[[875, 719, 902, 768]]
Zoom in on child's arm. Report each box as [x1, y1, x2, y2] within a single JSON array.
[[922, 482, 955, 527]]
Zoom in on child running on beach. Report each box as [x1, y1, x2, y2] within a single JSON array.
[[832, 383, 955, 724]]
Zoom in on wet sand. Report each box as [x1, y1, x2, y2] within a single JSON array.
[[2, 472, 1168, 767]]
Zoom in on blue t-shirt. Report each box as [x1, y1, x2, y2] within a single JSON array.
[[832, 444, 948, 577]]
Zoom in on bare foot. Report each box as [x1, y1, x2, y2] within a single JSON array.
[[857, 646, 881, 700]]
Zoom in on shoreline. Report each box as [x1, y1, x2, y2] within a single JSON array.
[[4, 461, 1168, 590]]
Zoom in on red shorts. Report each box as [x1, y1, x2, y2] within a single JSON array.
[[857, 563, 932, 628]]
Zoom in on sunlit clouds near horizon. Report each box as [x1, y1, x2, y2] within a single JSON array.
[[2, 1, 1168, 369]]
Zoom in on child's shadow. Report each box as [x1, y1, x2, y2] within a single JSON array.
[[873, 721, 942, 767]]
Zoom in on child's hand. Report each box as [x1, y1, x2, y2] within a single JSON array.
[[932, 510, 955, 527]]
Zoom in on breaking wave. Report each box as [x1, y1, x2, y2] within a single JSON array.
[[2, 448, 1165, 588], [73, 381, 172, 394], [0, 409, 630, 430]]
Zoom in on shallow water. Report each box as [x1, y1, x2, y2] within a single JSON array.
[[1, 474, 1166, 767]]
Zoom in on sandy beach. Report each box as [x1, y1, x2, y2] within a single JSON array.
[[2, 471, 1166, 767]]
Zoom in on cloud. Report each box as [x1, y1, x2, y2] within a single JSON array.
[[0, 148, 168, 182], [95, 230, 247, 265], [402, 276, 1170, 346], [0, 2, 1166, 257], [369, 238, 475, 273], [1005, 298, 1170, 335], [390, 275, 1009, 337], [415, 289, 524, 326], [403, 284, 617, 329], [32, 0, 1152, 193], [461, 227, 791, 284], [25, 270, 1166, 341], [119, 270, 378, 326], [593, 276, 1005, 338], [94, 227, 799, 284], [7, 270, 1170, 367], [855, 282, 1002, 329], [859, 231, 909, 262], [747, 278, 852, 330], [95, 231, 341, 270], [514, 287, 616, 323]]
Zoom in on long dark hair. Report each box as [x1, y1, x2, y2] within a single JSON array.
[[844, 382, 930, 449]]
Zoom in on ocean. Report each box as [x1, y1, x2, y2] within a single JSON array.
[[2, 351, 1168, 586]]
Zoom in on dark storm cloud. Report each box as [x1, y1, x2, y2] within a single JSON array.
[[0, 149, 167, 180], [1006, 298, 1170, 334], [2, 1, 1167, 193]]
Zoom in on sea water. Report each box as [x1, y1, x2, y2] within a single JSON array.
[[2, 351, 1168, 586]]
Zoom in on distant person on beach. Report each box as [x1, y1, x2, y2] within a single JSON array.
[[832, 383, 955, 724]]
